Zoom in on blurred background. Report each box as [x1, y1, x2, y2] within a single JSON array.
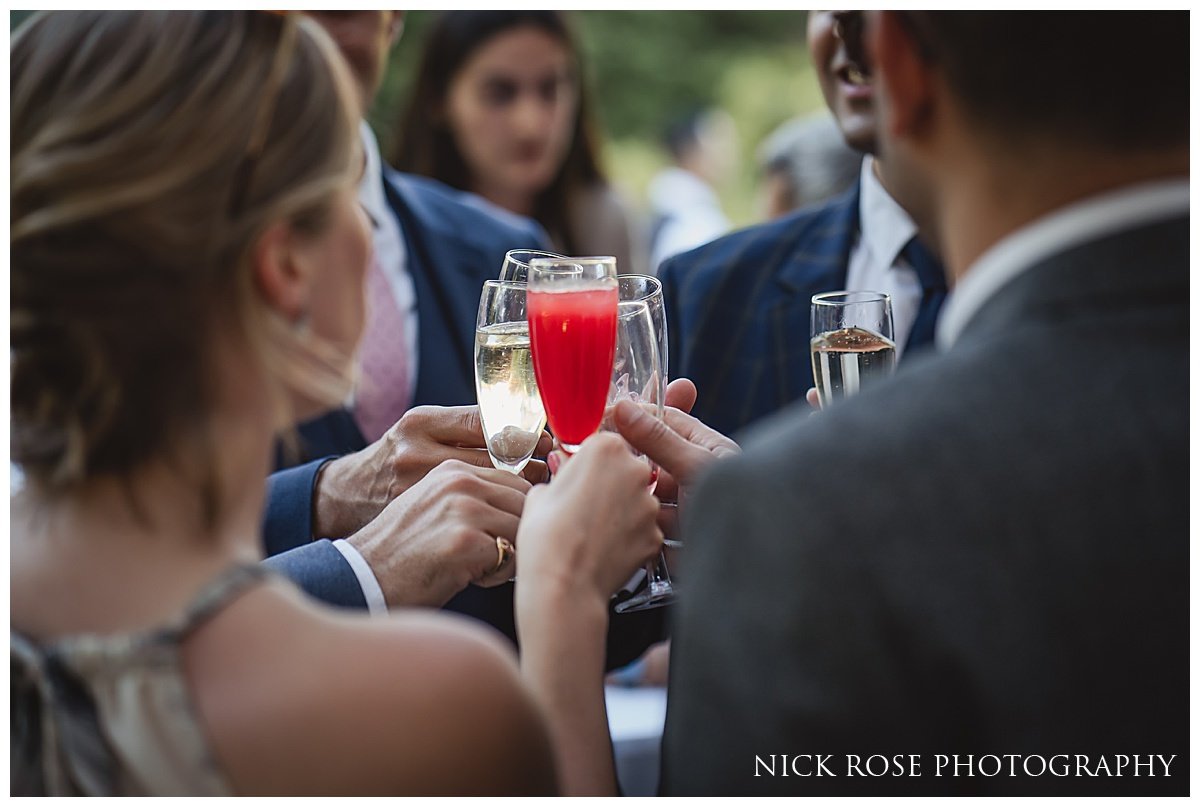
[[378, 10, 820, 228], [10, 10, 824, 228]]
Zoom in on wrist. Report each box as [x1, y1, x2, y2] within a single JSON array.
[[517, 576, 609, 651], [312, 456, 354, 538]]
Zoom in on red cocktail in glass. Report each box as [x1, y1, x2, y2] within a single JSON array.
[[526, 257, 618, 453]]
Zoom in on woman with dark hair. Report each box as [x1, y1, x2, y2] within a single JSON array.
[[394, 11, 647, 274]]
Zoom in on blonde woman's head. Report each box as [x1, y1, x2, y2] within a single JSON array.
[[12, 11, 365, 499]]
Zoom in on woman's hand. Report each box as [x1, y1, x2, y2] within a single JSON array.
[[516, 432, 662, 607], [513, 432, 662, 797]]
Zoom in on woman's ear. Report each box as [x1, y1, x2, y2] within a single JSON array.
[[251, 221, 310, 325]]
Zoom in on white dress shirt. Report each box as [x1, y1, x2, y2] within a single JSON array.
[[845, 156, 924, 357], [936, 178, 1190, 351]]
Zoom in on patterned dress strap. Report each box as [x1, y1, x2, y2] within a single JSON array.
[[174, 562, 274, 639]]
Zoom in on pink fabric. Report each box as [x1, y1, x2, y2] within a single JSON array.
[[353, 255, 411, 442]]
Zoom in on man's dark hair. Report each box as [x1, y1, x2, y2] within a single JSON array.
[[664, 109, 708, 162], [908, 12, 1187, 152]]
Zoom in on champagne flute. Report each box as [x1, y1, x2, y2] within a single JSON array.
[[618, 275, 668, 389], [499, 248, 567, 283], [527, 256, 618, 454], [607, 299, 674, 613], [618, 275, 682, 547], [810, 291, 896, 407], [474, 280, 546, 473]]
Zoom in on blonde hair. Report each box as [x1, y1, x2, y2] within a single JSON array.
[[11, 11, 361, 510]]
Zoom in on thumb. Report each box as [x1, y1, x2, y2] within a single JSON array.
[[613, 399, 709, 486]]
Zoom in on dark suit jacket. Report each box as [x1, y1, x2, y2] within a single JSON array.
[[660, 215, 1189, 795], [658, 183, 860, 439], [263, 171, 665, 669]]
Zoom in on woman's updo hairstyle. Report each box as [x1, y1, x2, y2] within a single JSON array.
[[12, 11, 361, 497]]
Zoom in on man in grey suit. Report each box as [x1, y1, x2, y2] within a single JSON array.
[[616, 11, 1188, 796]]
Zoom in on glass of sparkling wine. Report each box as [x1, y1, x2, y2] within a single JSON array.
[[527, 256, 618, 454], [475, 280, 546, 473], [617, 274, 680, 550], [810, 291, 896, 407], [605, 299, 675, 613], [498, 248, 566, 283]]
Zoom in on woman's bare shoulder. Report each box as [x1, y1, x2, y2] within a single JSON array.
[[183, 581, 557, 795]]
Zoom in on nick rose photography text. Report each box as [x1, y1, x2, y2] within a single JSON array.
[[754, 753, 1178, 779]]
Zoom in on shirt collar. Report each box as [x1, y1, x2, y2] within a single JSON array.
[[936, 177, 1190, 350], [858, 155, 918, 270], [358, 121, 389, 231]]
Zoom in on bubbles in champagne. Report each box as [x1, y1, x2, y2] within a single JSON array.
[[475, 322, 547, 473], [811, 326, 896, 406]]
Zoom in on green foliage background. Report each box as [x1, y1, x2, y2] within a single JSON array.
[[372, 10, 824, 227]]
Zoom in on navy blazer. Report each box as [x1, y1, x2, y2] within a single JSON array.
[[262, 172, 665, 668], [659, 184, 860, 439]]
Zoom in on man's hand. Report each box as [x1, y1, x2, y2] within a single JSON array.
[[346, 460, 533, 608], [612, 389, 739, 504], [664, 377, 698, 415], [313, 405, 552, 538]]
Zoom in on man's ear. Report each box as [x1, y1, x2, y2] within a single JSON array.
[[869, 11, 936, 143], [251, 222, 310, 324]]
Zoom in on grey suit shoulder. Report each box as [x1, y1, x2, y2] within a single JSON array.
[[663, 216, 1188, 795]]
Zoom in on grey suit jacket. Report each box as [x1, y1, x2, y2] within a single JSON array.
[[660, 215, 1188, 796]]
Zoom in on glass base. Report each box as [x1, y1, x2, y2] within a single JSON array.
[[614, 581, 675, 613], [490, 456, 532, 474]]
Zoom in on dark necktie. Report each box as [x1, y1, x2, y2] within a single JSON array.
[[900, 236, 947, 353]]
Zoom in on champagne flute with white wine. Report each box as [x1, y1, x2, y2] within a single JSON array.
[[810, 291, 896, 407], [475, 280, 546, 473]]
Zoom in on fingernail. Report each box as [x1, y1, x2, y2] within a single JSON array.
[[547, 452, 561, 475]]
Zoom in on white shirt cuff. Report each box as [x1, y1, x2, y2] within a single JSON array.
[[332, 539, 388, 616]]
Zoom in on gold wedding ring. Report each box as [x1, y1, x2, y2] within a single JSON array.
[[493, 537, 515, 573]]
